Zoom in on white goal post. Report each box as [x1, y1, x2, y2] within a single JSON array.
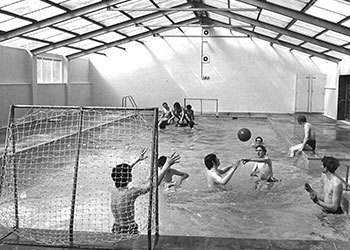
[[183, 98, 219, 116], [0, 105, 159, 249]]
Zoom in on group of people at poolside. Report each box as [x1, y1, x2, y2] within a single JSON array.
[[158, 102, 197, 129], [110, 113, 347, 235]]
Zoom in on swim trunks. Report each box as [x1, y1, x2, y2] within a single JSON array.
[[305, 139, 316, 151]]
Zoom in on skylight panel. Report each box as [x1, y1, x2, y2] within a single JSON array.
[[117, 26, 149, 37], [306, 4, 346, 23], [342, 19, 350, 28], [0, 13, 13, 23], [70, 39, 104, 50], [208, 13, 230, 23], [254, 27, 279, 38], [55, 17, 101, 34], [60, 0, 100, 10], [259, 9, 293, 28], [314, 0, 350, 17], [267, 0, 308, 11], [49, 46, 81, 56], [93, 32, 123, 43], [155, 0, 188, 8], [25, 6, 66, 21], [324, 50, 347, 59], [317, 30, 350, 46], [278, 35, 303, 45], [0, 18, 31, 32], [87, 9, 130, 26], [0, 0, 21, 8], [1, 0, 50, 16], [289, 21, 325, 37], [26, 27, 64, 40], [166, 11, 196, 23], [139, 17, 174, 28], [0, 37, 47, 49], [301, 43, 328, 53]]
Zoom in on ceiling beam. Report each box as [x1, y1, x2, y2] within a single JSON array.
[[67, 18, 198, 60], [210, 19, 341, 63], [235, 0, 350, 37], [0, 0, 131, 42], [31, 3, 191, 55], [198, 3, 350, 55]]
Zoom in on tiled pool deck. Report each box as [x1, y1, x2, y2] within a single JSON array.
[[1, 113, 350, 250]]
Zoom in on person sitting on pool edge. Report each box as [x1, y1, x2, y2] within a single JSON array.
[[242, 145, 279, 189], [158, 102, 175, 129], [183, 104, 198, 128], [204, 153, 242, 191], [158, 155, 189, 190], [288, 114, 316, 157], [305, 156, 345, 214], [111, 150, 181, 234]]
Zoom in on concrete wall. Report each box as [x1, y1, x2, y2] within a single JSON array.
[[0, 46, 91, 127], [89, 31, 336, 115]]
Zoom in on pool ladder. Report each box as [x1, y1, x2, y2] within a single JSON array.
[[121, 95, 137, 107]]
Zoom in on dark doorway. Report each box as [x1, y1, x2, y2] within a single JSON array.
[[337, 75, 350, 120]]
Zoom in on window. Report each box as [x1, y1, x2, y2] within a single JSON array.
[[37, 56, 63, 83]]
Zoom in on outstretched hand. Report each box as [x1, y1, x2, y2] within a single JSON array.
[[137, 148, 148, 162], [165, 152, 181, 167], [304, 183, 312, 193], [310, 193, 318, 203], [241, 159, 250, 165]]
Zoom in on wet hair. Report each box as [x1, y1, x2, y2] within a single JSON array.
[[255, 136, 263, 142], [297, 115, 307, 124], [173, 102, 181, 110], [186, 105, 192, 110], [111, 163, 132, 188], [321, 156, 339, 173], [158, 156, 167, 167], [255, 145, 267, 154], [162, 102, 168, 106], [204, 154, 217, 170]]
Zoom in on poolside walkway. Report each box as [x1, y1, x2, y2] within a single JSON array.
[[1, 113, 350, 250]]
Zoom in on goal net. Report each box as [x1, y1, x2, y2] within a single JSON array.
[[0, 105, 159, 248]]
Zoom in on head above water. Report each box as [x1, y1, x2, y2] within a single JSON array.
[[158, 156, 167, 168], [173, 102, 181, 110], [255, 136, 263, 143], [204, 153, 219, 170], [255, 145, 267, 155], [297, 115, 307, 125], [321, 156, 339, 173], [111, 163, 132, 188], [186, 104, 192, 110], [162, 102, 169, 108]]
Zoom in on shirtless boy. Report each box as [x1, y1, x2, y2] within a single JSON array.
[[158, 155, 189, 190], [305, 156, 344, 214]]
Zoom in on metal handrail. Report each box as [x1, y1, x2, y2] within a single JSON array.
[[122, 95, 137, 107]]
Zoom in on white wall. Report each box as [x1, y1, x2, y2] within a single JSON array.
[[89, 30, 335, 114]]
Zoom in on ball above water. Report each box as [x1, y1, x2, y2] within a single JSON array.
[[237, 128, 251, 142]]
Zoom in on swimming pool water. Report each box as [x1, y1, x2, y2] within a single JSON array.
[[157, 116, 350, 241]]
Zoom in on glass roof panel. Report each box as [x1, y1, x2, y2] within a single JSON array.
[[0, 18, 31, 32], [0, 0, 21, 8], [306, 4, 346, 23], [139, 16, 174, 28], [25, 6, 66, 21], [208, 13, 230, 23], [117, 25, 149, 36], [155, 0, 188, 8], [266, 0, 308, 11], [93, 32, 123, 43], [0, 13, 14, 23], [70, 39, 104, 50], [254, 27, 279, 38], [278, 35, 303, 45], [0, 37, 47, 49], [317, 30, 350, 46], [324, 50, 347, 59], [48, 46, 81, 56], [1, 0, 50, 16], [54, 17, 101, 34], [289, 21, 325, 36], [342, 18, 350, 28], [166, 11, 196, 23], [205, 0, 257, 9], [25, 27, 76, 43], [259, 9, 293, 28], [313, 0, 350, 17], [301, 42, 328, 52], [60, 0, 100, 10], [87, 9, 130, 26]]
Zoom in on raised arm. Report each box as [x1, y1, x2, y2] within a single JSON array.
[[170, 168, 189, 185], [214, 160, 241, 185], [130, 148, 148, 168]]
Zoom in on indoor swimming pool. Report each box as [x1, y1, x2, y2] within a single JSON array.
[[156, 116, 350, 242]]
